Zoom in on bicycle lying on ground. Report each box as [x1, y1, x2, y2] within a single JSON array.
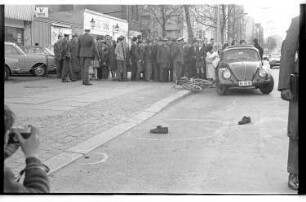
[[175, 77, 214, 93]]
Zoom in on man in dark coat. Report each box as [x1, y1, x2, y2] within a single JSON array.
[[97, 35, 109, 79], [183, 42, 191, 78], [278, 15, 299, 191], [194, 40, 205, 78], [253, 38, 264, 60], [151, 38, 159, 81], [61, 34, 75, 82], [157, 39, 171, 82], [171, 38, 184, 83], [144, 39, 153, 81], [54, 34, 63, 79], [77, 29, 100, 85], [188, 39, 197, 78], [130, 37, 139, 81], [70, 33, 81, 80]]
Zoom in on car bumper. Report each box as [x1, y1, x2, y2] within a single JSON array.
[[220, 78, 272, 88]]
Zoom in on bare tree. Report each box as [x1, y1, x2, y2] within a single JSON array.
[[183, 5, 194, 42], [143, 5, 182, 38]]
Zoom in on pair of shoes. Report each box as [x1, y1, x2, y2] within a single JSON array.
[[83, 83, 93, 85], [238, 116, 251, 125], [150, 125, 168, 134], [288, 173, 299, 190]]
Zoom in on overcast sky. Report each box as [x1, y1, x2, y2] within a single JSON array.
[[4, 0, 305, 39]]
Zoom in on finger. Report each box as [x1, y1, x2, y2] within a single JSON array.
[[13, 129, 25, 143]]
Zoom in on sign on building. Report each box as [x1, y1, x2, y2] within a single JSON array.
[[35, 7, 48, 18]]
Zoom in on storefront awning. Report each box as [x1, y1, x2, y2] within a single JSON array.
[[5, 5, 35, 21]]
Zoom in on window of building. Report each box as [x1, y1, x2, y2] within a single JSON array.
[[5, 26, 24, 46]]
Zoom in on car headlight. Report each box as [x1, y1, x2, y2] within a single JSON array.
[[259, 69, 267, 77], [222, 69, 231, 79]]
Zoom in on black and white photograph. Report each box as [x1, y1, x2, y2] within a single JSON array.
[[1, 0, 304, 198]]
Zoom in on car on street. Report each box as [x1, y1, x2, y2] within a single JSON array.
[[5, 42, 57, 80], [215, 45, 274, 95], [268, 52, 281, 68], [20, 46, 55, 56]]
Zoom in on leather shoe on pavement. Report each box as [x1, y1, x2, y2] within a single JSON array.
[[238, 116, 251, 125], [150, 126, 168, 134], [83, 83, 93, 85]]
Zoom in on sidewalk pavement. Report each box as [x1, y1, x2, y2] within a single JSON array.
[[4, 78, 190, 174]]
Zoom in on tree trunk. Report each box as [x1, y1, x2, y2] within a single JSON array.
[[184, 5, 193, 43], [161, 6, 166, 38]]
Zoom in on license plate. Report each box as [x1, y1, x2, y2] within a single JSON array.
[[238, 81, 252, 86]]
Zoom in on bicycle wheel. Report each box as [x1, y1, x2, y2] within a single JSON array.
[[182, 82, 203, 92]]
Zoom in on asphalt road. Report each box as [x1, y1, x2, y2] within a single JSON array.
[[48, 69, 296, 194]]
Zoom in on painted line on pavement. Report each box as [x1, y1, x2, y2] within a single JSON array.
[[45, 89, 191, 175]]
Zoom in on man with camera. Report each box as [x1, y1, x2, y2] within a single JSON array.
[[278, 15, 299, 191], [4, 105, 50, 193]]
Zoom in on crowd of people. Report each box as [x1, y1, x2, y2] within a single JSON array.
[[53, 29, 263, 86]]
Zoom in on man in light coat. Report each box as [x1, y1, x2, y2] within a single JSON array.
[[114, 36, 127, 81]]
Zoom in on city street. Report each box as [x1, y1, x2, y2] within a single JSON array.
[[25, 69, 294, 194]]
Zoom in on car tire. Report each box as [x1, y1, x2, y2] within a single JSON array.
[[259, 76, 274, 94], [33, 63, 47, 76], [216, 82, 227, 95], [5, 66, 10, 80]]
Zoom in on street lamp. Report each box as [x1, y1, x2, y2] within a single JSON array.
[[90, 18, 96, 29]]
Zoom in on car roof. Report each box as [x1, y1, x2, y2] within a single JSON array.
[[223, 45, 258, 51]]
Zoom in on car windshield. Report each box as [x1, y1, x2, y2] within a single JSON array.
[[21, 47, 46, 54], [222, 49, 260, 62]]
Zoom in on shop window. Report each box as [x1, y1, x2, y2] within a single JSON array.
[[5, 26, 24, 46]]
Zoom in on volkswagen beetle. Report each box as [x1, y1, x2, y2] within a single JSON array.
[[215, 45, 274, 95]]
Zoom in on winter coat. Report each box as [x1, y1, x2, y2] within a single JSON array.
[[157, 44, 171, 66], [115, 41, 126, 61]]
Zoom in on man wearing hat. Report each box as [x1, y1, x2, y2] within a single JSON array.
[[151, 38, 159, 81], [61, 34, 75, 82], [130, 36, 139, 81], [136, 39, 145, 80], [97, 35, 109, 79], [144, 39, 153, 81], [171, 37, 184, 83], [157, 38, 171, 82], [54, 34, 63, 79], [77, 29, 100, 85], [70, 33, 81, 80]]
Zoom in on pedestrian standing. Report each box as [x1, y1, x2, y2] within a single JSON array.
[[136, 40, 145, 80], [278, 15, 299, 190], [253, 38, 264, 60], [54, 34, 63, 79], [144, 39, 153, 81], [157, 39, 171, 82], [70, 33, 81, 80], [152, 38, 159, 81], [77, 29, 100, 85], [61, 34, 75, 82], [194, 40, 205, 79], [97, 35, 109, 79], [183, 41, 191, 78], [171, 38, 184, 83], [130, 37, 139, 81], [123, 37, 129, 81], [205, 45, 219, 86], [114, 36, 127, 81], [188, 39, 198, 78]]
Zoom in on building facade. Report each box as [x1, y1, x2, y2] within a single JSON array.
[[4, 5, 35, 46]]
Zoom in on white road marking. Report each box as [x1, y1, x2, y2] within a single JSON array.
[[81, 152, 108, 165]]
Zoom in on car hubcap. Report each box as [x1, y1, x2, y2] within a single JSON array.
[[36, 66, 45, 75]]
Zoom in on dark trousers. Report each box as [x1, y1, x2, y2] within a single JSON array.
[[131, 60, 137, 81], [159, 65, 168, 82], [56, 59, 63, 79], [152, 61, 159, 81], [101, 64, 108, 79], [288, 138, 298, 175], [116, 60, 127, 81], [61, 58, 73, 81], [79, 57, 92, 84], [136, 61, 144, 80], [145, 62, 153, 81]]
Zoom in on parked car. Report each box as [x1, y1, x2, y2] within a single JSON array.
[[20, 46, 55, 56], [268, 52, 281, 68], [215, 45, 274, 95], [5, 42, 57, 80]]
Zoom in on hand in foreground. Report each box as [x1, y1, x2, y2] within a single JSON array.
[[15, 125, 40, 159], [281, 89, 293, 101]]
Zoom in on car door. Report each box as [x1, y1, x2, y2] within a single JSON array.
[[5, 44, 28, 72]]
